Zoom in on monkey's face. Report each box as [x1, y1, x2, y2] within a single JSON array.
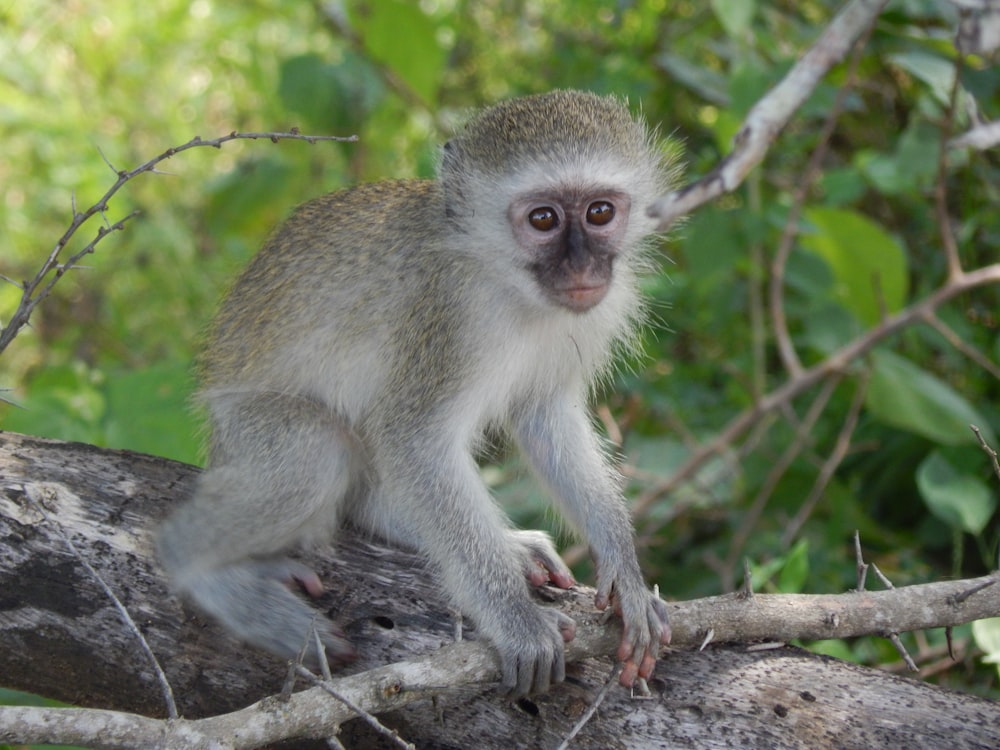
[[509, 189, 632, 313]]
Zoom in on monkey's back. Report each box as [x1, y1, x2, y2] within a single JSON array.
[[199, 180, 483, 417]]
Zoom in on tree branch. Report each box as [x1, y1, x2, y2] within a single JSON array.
[[647, 0, 891, 229], [0, 130, 356, 357]]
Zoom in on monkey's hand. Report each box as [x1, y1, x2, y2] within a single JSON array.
[[491, 601, 576, 696], [509, 529, 576, 589], [595, 575, 671, 688]]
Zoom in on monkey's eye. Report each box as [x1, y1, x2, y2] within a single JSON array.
[[528, 207, 559, 231], [586, 201, 615, 226]]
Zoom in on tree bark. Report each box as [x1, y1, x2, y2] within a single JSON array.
[[1, 429, 998, 749]]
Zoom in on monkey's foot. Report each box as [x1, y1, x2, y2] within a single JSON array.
[[509, 529, 576, 589], [181, 559, 357, 667], [595, 581, 671, 687], [495, 603, 576, 696]]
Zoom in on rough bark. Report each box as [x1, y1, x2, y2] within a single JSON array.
[[1, 429, 999, 749]]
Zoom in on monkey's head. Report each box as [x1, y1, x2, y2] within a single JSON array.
[[441, 90, 675, 314]]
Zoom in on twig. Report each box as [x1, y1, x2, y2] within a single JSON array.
[[724, 374, 841, 583], [933, 55, 966, 282], [970, 425, 1000, 481], [633, 262, 1000, 521], [854, 531, 870, 591], [781, 368, 871, 547], [295, 665, 415, 750], [0, 130, 356, 357], [888, 632, 919, 672], [770, 19, 876, 378], [647, 0, 891, 229], [28, 490, 177, 719], [921, 312, 1000, 381], [554, 663, 621, 750]]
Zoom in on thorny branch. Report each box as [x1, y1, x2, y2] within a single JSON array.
[[1, 570, 998, 750], [0, 130, 356, 357]]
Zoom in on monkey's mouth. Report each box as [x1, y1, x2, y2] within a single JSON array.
[[556, 284, 609, 313]]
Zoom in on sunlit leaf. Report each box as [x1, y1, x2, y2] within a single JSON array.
[[973, 619, 1000, 675], [350, 0, 445, 104], [801, 207, 909, 326], [711, 0, 756, 38], [777, 540, 810, 593]]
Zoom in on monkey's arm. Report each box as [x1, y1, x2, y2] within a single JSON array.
[[512, 396, 670, 686], [361, 433, 576, 696]]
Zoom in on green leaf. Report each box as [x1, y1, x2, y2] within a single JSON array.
[[888, 51, 957, 107], [777, 540, 810, 593], [655, 53, 728, 105], [820, 167, 867, 206], [800, 207, 909, 326], [867, 350, 996, 447], [278, 52, 384, 132], [711, 0, 756, 38], [973, 619, 1000, 673], [1, 363, 107, 444], [351, 0, 445, 104], [104, 364, 201, 465], [916, 450, 996, 534]]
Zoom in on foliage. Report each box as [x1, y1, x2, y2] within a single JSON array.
[[1, 0, 998, 700]]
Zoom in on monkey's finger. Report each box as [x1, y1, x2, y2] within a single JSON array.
[[594, 579, 613, 611], [531, 551, 575, 589], [654, 599, 672, 644], [556, 611, 577, 642], [514, 530, 576, 589], [619, 659, 640, 687], [637, 650, 657, 679]]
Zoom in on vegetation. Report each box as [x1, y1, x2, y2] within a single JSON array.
[[2, 0, 998, 705]]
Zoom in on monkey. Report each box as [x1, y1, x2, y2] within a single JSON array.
[[157, 89, 675, 696]]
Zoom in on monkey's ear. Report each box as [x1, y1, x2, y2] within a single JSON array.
[[441, 140, 458, 168], [439, 140, 464, 189]]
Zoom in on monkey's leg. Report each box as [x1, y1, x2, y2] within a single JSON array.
[[513, 397, 671, 687], [157, 392, 358, 664]]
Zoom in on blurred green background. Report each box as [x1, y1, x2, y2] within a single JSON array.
[[2, 0, 999, 703]]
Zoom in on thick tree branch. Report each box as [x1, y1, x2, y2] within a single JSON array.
[[2, 431, 1000, 749]]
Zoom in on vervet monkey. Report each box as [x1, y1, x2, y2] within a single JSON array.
[[158, 89, 674, 696]]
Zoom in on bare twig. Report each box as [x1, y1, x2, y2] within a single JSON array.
[[769, 19, 876, 378], [854, 531, 870, 591], [554, 663, 621, 750], [295, 665, 415, 750], [781, 369, 871, 547], [888, 632, 919, 672], [0, 130, 356, 357], [723, 375, 841, 585], [634, 262, 1000, 520], [934, 55, 966, 282], [28, 490, 178, 719], [922, 312, 1000, 381], [647, 0, 890, 228], [971, 425, 1000, 481]]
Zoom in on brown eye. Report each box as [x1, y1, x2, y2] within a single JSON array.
[[586, 201, 615, 226], [528, 207, 559, 231]]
